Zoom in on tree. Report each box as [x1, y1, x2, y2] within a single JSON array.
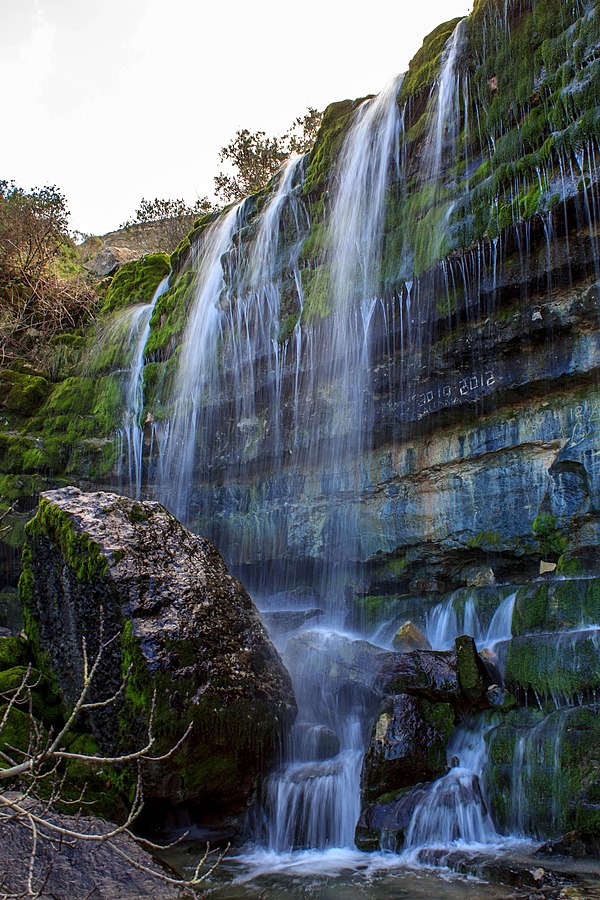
[[214, 107, 323, 203], [0, 181, 98, 365], [0, 616, 225, 898], [120, 196, 217, 253]]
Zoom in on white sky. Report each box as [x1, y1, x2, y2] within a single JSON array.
[[1, 0, 472, 236]]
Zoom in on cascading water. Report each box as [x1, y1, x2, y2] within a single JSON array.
[[116, 4, 600, 884], [401, 721, 500, 862], [156, 202, 245, 520], [117, 275, 169, 498], [254, 75, 404, 852]]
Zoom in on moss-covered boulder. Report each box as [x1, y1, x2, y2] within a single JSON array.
[[485, 706, 600, 840], [512, 578, 600, 635], [19, 487, 297, 825], [505, 629, 600, 704]]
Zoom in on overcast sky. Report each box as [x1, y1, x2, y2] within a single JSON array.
[[1, 0, 472, 236]]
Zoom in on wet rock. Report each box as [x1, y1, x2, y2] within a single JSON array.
[[409, 578, 446, 594], [285, 629, 391, 696], [464, 565, 496, 588], [486, 683, 514, 710], [261, 607, 322, 636], [391, 620, 431, 653], [21, 488, 297, 822], [479, 647, 503, 685], [537, 830, 600, 859], [361, 693, 454, 801], [455, 634, 490, 704], [294, 723, 340, 760], [376, 648, 461, 702], [356, 781, 435, 851]]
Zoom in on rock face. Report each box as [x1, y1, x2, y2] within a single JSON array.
[[20, 487, 297, 823]]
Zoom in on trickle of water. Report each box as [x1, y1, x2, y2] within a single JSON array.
[[426, 593, 482, 650], [118, 275, 170, 498]]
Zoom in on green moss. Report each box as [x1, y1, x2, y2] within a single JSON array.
[[0, 370, 50, 417], [512, 578, 600, 635], [456, 634, 486, 703], [128, 503, 150, 524], [421, 700, 455, 741], [102, 253, 170, 313], [400, 18, 463, 103], [532, 513, 568, 557], [302, 99, 358, 198], [0, 705, 32, 767], [300, 265, 331, 322], [0, 636, 29, 671], [145, 269, 196, 359], [25, 498, 108, 583], [506, 631, 600, 702], [466, 530, 504, 550]]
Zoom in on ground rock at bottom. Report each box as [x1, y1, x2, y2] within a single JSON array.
[[20, 487, 297, 820], [0, 794, 184, 899]]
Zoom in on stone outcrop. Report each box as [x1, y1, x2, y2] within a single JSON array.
[[20, 487, 297, 823]]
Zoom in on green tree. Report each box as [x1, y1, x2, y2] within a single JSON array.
[[214, 107, 323, 203]]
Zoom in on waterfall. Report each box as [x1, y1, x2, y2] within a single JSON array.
[[118, 275, 169, 498], [402, 720, 500, 860], [255, 75, 404, 852], [156, 203, 244, 521]]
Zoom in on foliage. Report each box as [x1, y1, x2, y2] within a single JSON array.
[[120, 196, 217, 253], [214, 107, 322, 202], [0, 180, 99, 366]]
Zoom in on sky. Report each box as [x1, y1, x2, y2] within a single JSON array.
[[1, 0, 472, 236]]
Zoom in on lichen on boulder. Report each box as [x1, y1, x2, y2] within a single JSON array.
[[19, 487, 297, 824]]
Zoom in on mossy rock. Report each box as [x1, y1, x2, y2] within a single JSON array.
[[485, 705, 600, 838], [20, 488, 297, 823], [0, 705, 32, 767], [505, 630, 600, 703], [455, 634, 489, 704], [102, 253, 170, 313], [512, 578, 600, 635], [0, 636, 29, 671], [0, 370, 50, 417]]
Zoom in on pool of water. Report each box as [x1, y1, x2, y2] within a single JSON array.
[[161, 843, 600, 899]]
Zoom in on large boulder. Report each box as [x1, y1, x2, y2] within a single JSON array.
[[19, 488, 297, 823]]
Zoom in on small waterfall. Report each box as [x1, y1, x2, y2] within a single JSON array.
[[423, 19, 466, 185], [426, 593, 482, 650], [119, 275, 169, 498], [402, 721, 500, 858], [506, 710, 571, 839], [403, 591, 519, 858]]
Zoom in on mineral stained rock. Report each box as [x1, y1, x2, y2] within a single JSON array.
[[20, 487, 297, 821]]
